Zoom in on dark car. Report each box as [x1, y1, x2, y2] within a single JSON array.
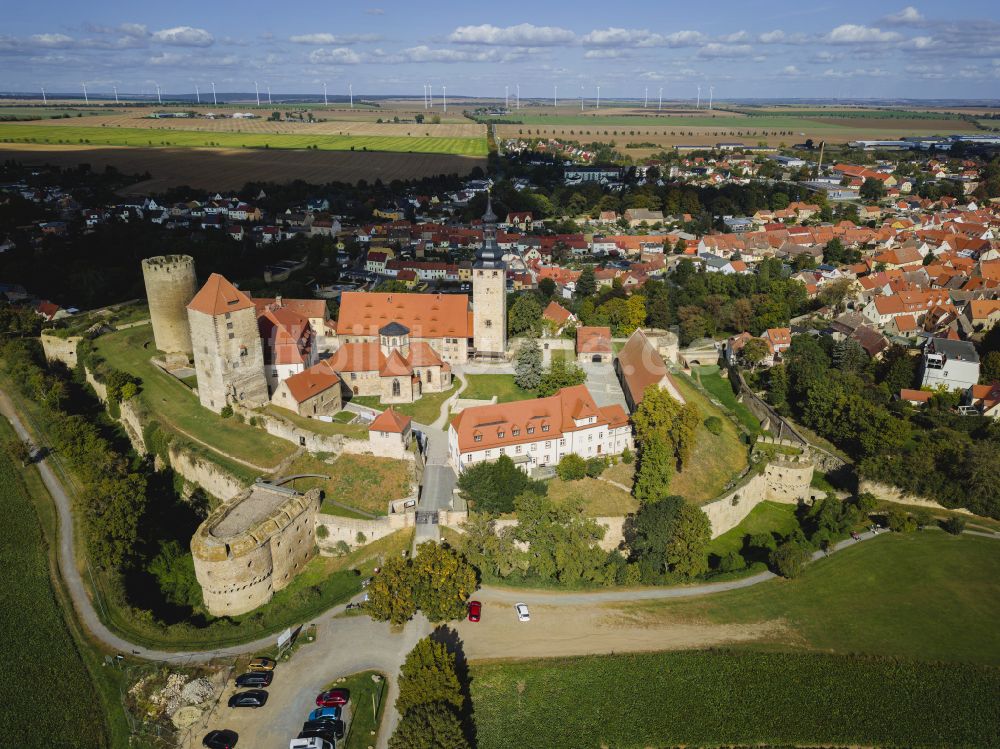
[[228, 690, 268, 708], [202, 730, 238, 749], [467, 600, 482, 622], [302, 719, 345, 739], [235, 671, 273, 688], [298, 725, 342, 745], [315, 689, 349, 707]]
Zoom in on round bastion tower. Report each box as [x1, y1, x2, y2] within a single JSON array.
[[141, 255, 197, 357]]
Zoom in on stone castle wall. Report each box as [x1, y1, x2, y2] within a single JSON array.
[[168, 445, 245, 502], [858, 479, 972, 515], [40, 334, 83, 368], [315, 512, 413, 554], [189, 304, 269, 413], [142, 255, 197, 356]]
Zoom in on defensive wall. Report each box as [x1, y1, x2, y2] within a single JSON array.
[[858, 479, 973, 516], [40, 333, 83, 368], [191, 483, 321, 616]]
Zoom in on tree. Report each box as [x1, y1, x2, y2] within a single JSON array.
[[514, 336, 543, 391], [83, 472, 147, 570], [818, 278, 855, 312], [576, 267, 597, 298], [365, 556, 418, 624], [941, 516, 966, 535], [508, 294, 542, 337], [623, 494, 684, 576], [389, 702, 469, 749], [632, 435, 673, 503], [980, 351, 1000, 384], [455, 513, 523, 579], [147, 540, 202, 609], [536, 357, 586, 397], [665, 504, 711, 577], [769, 541, 810, 578], [556, 453, 587, 481], [740, 338, 770, 370], [457, 455, 546, 514], [860, 177, 885, 201], [3, 437, 32, 466], [538, 277, 556, 298], [395, 637, 464, 714], [411, 542, 479, 622], [512, 492, 609, 584]]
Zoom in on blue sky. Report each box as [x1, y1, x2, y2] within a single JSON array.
[[2, 1, 998, 99]]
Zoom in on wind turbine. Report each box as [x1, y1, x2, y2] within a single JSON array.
[[644, 87, 648, 108], [709, 85, 714, 110], [658, 87, 663, 112], [195, 84, 200, 104], [516, 83, 519, 110], [211, 81, 217, 106], [442, 85, 447, 113], [323, 81, 328, 106], [267, 84, 272, 106], [254, 80, 260, 107], [553, 84, 557, 107], [82, 82, 89, 104], [41, 86, 46, 104], [349, 83, 353, 108], [155, 82, 161, 105], [696, 85, 701, 109], [505, 85, 508, 110], [580, 84, 584, 111], [113, 84, 119, 104], [596, 85, 600, 110]]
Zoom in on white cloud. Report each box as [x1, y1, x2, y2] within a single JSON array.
[[152, 26, 214, 47], [781, 65, 802, 76], [758, 30, 785, 44], [901, 35, 937, 50], [584, 49, 626, 59], [290, 33, 378, 44], [821, 67, 890, 78], [119, 23, 149, 38], [449, 23, 574, 46], [883, 6, 925, 25], [697, 43, 752, 58], [826, 24, 901, 43], [30, 33, 74, 48], [308, 47, 362, 64], [581, 27, 705, 48], [721, 30, 749, 43]]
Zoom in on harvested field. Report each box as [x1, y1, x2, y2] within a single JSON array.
[[0, 144, 486, 192]]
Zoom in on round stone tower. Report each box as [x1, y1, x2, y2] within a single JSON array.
[[141, 255, 197, 357]]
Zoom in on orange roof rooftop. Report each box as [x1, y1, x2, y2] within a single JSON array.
[[187, 273, 255, 316]]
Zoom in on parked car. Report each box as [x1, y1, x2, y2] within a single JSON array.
[[308, 706, 342, 723], [247, 657, 276, 672], [228, 690, 268, 708], [315, 689, 349, 707], [468, 600, 482, 622], [298, 727, 339, 745], [302, 719, 345, 740], [202, 729, 238, 749], [515, 602, 530, 622], [289, 739, 332, 749], [235, 671, 273, 688]]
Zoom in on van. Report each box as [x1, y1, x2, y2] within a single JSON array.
[[289, 738, 333, 749]]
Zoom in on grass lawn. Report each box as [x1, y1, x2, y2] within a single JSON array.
[[691, 364, 759, 433], [285, 452, 413, 516], [602, 459, 635, 489], [0, 419, 111, 748], [262, 404, 368, 439], [546, 475, 638, 516], [633, 532, 1000, 665], [321, 670, 387, 749], [92, 326, 295, 468], [705, 501, 800, 558], [0, 122, 489, 156], [460, 374, 534, 404], [349, 380, 459, 425], [670, 374, 749, 504], [470, 649, 1000, 749]]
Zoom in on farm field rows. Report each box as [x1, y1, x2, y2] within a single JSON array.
[[0, 123, 488, 155], [0, 144, 486, 192]]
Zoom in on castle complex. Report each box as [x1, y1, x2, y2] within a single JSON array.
[[141, 201, 508, 416]]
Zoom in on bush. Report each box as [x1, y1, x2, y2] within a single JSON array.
[[704, 416, 723, 436], [886, 508, 917, 533], [621, 447, 634, 464], [717, 551, 746, 573], [333, 540, 350, 556], [769, 542, 811, 578], [315, 525, 329, 540], [556, 454, 587, 481], [219, 404, 234, 419], [853, 492, 878, 516], [356, 531, 367, 544], [941, 516, 966, 535], [585, 457, 607, 479]]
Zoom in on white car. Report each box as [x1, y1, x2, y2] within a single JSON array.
[[514, 603, 530, 622]]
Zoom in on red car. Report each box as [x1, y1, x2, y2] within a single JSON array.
[[467, 600, 482, 622], [315, 690, 349, 707]]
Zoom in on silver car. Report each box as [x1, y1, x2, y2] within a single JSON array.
[[515, 603, 530, 622]]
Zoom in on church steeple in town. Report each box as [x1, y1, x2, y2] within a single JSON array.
[[475, 190, 503, 269]]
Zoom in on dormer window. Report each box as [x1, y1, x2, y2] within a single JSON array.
[[497, 431, 505, 438], [542, 425, 549, 432], [474, 434, 482, 442], [527, 427, 535, 434], [512, 428, 520, 436]]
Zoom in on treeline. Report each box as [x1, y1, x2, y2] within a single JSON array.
[[761, 334, 1000, 519]]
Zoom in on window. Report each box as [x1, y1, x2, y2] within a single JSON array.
[[486, 449, 492, 457], [588, 435, 593, 442], [499, 447, 505, 454], [226, 321, 234, 330], [560, 438, 566, 446], [228, 332, 235, 340], [542, 425, 549, 432], [392, 379, 401, 397], [225, 312, 231, 320], [474, 434, 482, 442], [351, 372, 357, 380], [545, 441, 551, 448], [527, 426, 535, 434], [466, 454, 472, 461], [485, 319, 492, 328], [498, 431, 505, 438], [515, 445, 522, 454], [512, 428, 520, 436], [531, 443, 537, 451]]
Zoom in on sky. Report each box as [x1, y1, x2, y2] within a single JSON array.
[[2, 1, 999, 100]]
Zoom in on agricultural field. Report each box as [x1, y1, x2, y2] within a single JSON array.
[[470, 649, 1000, 749], [0, 144, 487, 193], [0, 422, 109, 748], [0, 106, 109, 120]]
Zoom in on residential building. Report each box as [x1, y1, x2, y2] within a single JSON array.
[[918, 337, 980, 391], [576, 326, 612, 363]]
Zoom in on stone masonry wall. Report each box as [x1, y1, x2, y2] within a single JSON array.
[[858, 479, 972, 515], [315, 512, 413, 554], [168, 445, 245, 501], [40, 334, 82, 368]]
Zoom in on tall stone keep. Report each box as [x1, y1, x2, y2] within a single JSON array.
[[187, 273, 269, 413], [141, 255, 197, 357], [472, 195, 507, 359]]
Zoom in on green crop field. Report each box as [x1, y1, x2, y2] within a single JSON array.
[[0, 123, 488, 156], [471, 650, 1000, 749], [0, 423, 109, 748]]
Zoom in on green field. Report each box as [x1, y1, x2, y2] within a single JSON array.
[[0, 421, 109, 748], [460, 374, 534, 403], [705, 500, 799, 558], [92, 326, 295, 471], [0, 123, 488, 156], [0, 107, 109, 120], [691, 364, 760, 433], [471, 649, 1000, 749], [636, 533, 1000, 665]]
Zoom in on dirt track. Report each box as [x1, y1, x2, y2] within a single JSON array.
[[0, 144, 485, 192]]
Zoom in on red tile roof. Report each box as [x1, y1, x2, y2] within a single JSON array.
[[187, 273, 255, 316], [335, 292, 471, 339], [370, 407, 411, 434], [283, 364, 340, 403], [577, 326, 612, 354]]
